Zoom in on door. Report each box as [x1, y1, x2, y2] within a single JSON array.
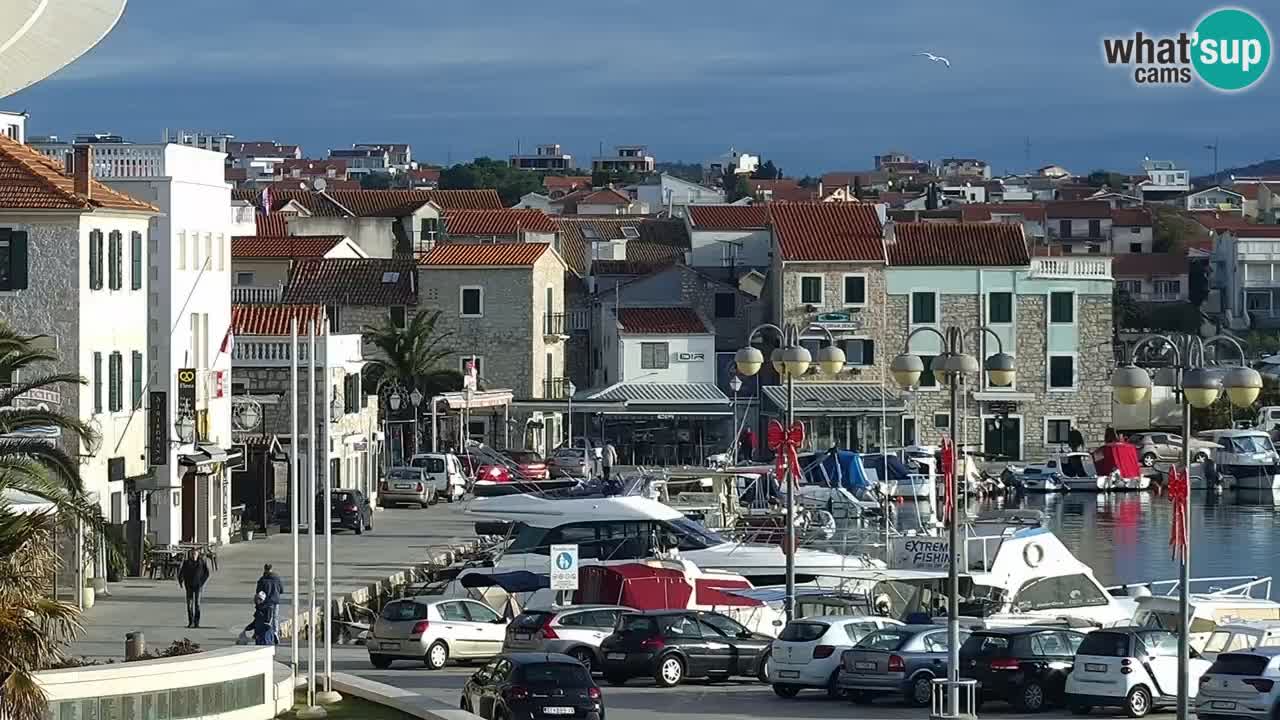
[[462, 601, 506, 656], [984, 417, 1021, 461], [558, 609, 620, 647], [664, 615, 710, 675], [700, 612, 760, 676], [1028, 631, 1075, 699], [696, 619, 736, 675], [1138, 631, 1179, 697], [181, 472, 196, 542], [437, 601, 476, 656], [481, 659, 511, 719]]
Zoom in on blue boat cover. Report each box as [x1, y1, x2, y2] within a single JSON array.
[[804, 450, 872, 493], [862, 453, 912, 482], [460, 571, 550, 593]]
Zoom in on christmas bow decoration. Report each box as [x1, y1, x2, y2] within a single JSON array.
[[1167, 465, 1189, 561], [941, 435, 956, 524], [767, 419, 805, 487]]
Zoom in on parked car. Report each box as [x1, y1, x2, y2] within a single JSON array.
[[505, 450, 550, 480], [378, 466, 437, 508], [838, 625, 971, 707], [503, 606, 630, 672], [461, 653, 605, 720], [1195, 648, 1280, 720], [548, 445, 592, 478], [769, 616, 904, 699], [599, 610, 772, 687], [408, 452, 470, 502], [1129, 432, 1218, 467], [1203, 621, 1280, 662], [1065, 627, 1212, 717], [317, 489, 373, 534], [960, 626, 1086, 712], [367, 597, 508, 670]]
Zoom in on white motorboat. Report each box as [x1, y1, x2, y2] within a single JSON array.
[[1196, 429, 1280, 491], [1019, 452, 1111, 492], [1129, 577, 1280, 650]]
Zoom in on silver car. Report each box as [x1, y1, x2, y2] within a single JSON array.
[[502, 605, 629, 672], [367, 597, 508, 670], [1130, 432, 1218, 467], [1195, 648, 1280, 720], [378, 466, 437, 508]]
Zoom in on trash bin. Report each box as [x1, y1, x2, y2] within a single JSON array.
[[125, 631, 145, 660]]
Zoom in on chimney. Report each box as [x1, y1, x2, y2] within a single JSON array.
[[72, 145, 92, 199]]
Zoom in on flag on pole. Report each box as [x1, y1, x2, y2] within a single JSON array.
[[261, 185, 272, 214], [218, 325, 235, 358]]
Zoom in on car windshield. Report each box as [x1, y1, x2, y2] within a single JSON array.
[[779, 622, 829, 642], [507, 451, 543, 463], [856, 629, 912, 651], [387, 469, 422, 481], [380, 601, 429, 621], [1229, 436, 1273, 454], [666, 517, 724, 549], [519, 662, 592, 687]]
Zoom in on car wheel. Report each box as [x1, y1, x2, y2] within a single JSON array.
[[425, 641, 449, 670], [1016, 680, 1046, 713], [654, 655, 684, 688], [906, 674, 933, 707], [1142, 452, 1157, 467], [1069, 703, 1093, 715], [421, 501, 431, 509], [826, 669, 845, 699], [773, 684, 800, 698], [370, 654, 392, 669], [354, 523, 363, 535], [756, 652, 771, 683], [1124, 686, 1151, 718], [570, 647, 595, 673], [604, 673, 628, 686]]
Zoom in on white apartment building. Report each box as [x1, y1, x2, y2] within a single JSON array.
[[1, 109, 26, 142]]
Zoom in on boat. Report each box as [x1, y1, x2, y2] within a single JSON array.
[[1129, 577, 1280, 650], [869, 448, 937, 503], [1195, 429, 1280, 491], [1092, 442, 1150, 490], [1018, 451, 1110, 492]]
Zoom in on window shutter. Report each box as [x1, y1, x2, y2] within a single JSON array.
[[132, 351, 143, 409], [864, 339, 875, 366], [108, 231, 122, 290], [131, 231, 143, 290], [93, 352, 103, 413], [108, 352, 121, 412], [8, 230, 27, 290]]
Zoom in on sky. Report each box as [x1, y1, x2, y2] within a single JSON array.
[[6, 1, 1279, 177]]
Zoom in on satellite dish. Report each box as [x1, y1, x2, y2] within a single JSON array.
[[312, 177, 328, 192], [0, 0, 128, 99]]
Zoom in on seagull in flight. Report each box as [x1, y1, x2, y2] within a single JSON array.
[[916, 52, 951, 68]]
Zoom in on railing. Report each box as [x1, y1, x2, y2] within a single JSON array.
[[543, 312, 569, 337], [569, 308, 591, 333], [1131, 292, 1183, 303], [90, 145, 167, 178], [1028, 256, 1112, 280], [930, 678, 978, 720], [232, 334, 363, 367], [232, 284, 283, 304], [543, 377, 572, 400]]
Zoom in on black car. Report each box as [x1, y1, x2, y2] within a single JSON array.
[[960, 627, 1087, 712], [461, 653, 604, 720], [599, 610, 772, 688], [317, 489, 373, 534]]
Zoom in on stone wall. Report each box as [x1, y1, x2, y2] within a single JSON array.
[[778, 262, 889, 386]]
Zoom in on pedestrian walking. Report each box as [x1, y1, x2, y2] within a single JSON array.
[[177, 547, 210, 628], [602, 441, 619, 495], [255, 563, 284, 635]]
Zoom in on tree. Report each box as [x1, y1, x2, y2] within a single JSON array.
[[359, 172, 393, 190], [721, 165, 750, 202], [439, 157, 547, 206], [1151, 206, 1198, 254], [362, 310, 458, 453], [0, 324, 105, 718], [798, 176, 818, 188], [751, 160, 781, 180], [591, 168, 639, 188], [1087, 169, 1128, 189]]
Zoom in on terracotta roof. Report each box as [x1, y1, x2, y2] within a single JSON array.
[[279, 158, 347, 177], [231, 236, 346, 259], [408, 167, 441, 182], [624, 220, 690, 267], [1045, 200, 1111, 219], [1111, 207, 1152, 226], [579, 187, 632, 206], [1232, 184, 1262, 201], [1055, 185, 1097, 202], [231, 304, 325, 336], [418, 243, 551, 267], [876, 191, 924, 208], [256, 213, 290, 236], [820, 171, 882, 187], [592, 260, 666, 276], [0, 135, 158, 213], [225, 167, 248, 182], [616, 307, 708, 334], [1112, 253, 1189, 278], [747, 179, 801, 192], [769, 202, 885, 262], [444, 208, 558, 236], [888, 222, 1029, 267], [544, 176, 592, 192], [958, 203, 1047, 223], [555, 217, 689, 277], [235, 188, 501, 217], [283, 258, 417, 305], [687, 205, 769, 230], [1193, 212, 1258, 231], [1228, 226, 1280, 238]]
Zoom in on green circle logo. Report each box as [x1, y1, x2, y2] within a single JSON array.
[[1192, 8, 1271, 91]]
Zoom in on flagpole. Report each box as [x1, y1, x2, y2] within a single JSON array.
[[297, 320, 326, 720], [317, 321, 341, 705], [290, 318, 299, 674]]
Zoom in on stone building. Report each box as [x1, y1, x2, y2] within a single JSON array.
[[280, 257, 419, 348]]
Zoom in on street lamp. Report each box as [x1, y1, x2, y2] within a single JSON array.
[[890, 324, 1014, 714], [735, 323, 845, 623], [1111, 333, 1261, 720], [174, 413, 196, 445], [567, 380, 577, 450], [729, 375, 743, 463], [409, 387, 424, 456]]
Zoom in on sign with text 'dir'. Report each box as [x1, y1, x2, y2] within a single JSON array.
[[889, 537, 951, 571], [550, 544, 579, 590]]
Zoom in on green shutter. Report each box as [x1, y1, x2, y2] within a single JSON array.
[[131, 232, 143, 290], [89, 230, 102, 290], [108, 352, 121, 412], [93, 352, 102, 413], [132, 351, 143, 409], [9, 231, 27, 290], [109, 231, 122, 290]]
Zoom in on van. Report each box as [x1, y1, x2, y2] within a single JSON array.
[[409, 452, 469, 502]]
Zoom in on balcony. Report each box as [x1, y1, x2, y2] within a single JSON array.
[[1029, 257, 1112, 280], [569, 309, 591, 333], [543, 312, 570, 341], [543, 377, 573, 400], [232, 285, 283, 304], [232, 334, 363, 369], [1131, 292, 1184, 303]]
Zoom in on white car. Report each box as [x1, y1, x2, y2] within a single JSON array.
[[1065, 627, 1211, 717], [502, 605, 630, 672], [768, 615, 904, 698], [366, 597, 508, 670], [1196, 648, 1280, 720]]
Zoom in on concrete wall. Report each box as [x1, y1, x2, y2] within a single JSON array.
[[688, 228, 771, 270], [290, 216, 396, 258], [620, 332, 716, 383]]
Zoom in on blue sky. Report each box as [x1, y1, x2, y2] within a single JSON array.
[[7, 1, 1278, 176]]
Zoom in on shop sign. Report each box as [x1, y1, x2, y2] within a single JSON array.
[[815, 311, 863, 331]]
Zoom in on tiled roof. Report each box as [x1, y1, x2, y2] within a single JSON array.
[[769, 202, 885, 262], [231, 304, 326, 336], [1111, 207, 1152, 226], [544, 176, 591, 192], [888, 222, 1029, 267], [1233, 184, 1262, 200], [231, 236, 346, 259], [1045, 200, 1111, 219], [1112, 253, 1189, 278], [616, 307, 708, 334], [1192, 212, 1257, 231], [591, 260, 666, 276], [418, 243, 551, 267], [1055, 185, 1097, 202], [687, 204, 770, 230], [625, 220, 690, 266], [235, 188, 501, 217], [579, 188, 632, 206], [586, 382, 727, 404], [1228, 226, 1280, 238], [283, 258, 417, 305], [555, 217, 689, 277], [0, 135, 158, 213], [958, 203, 1047, 223], [761, 383, 904, 412], [444, 208, 558, 235], [279, 158, 347, 177], [256, 213, 290, 236]]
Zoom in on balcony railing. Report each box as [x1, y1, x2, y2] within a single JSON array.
[[232, 284, 283, 304], [90, 145, 167, 178], [1029, 256, 1112, 280], [1131, 292, 1183, 303], [543, 312, 569, 338], [543, 377, 572, 400], [232, 334, 363, 367]]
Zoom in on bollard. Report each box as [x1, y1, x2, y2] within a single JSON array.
[[125, 631, 145, 660]]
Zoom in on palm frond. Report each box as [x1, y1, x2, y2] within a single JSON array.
[[0, 371, 86, 408]]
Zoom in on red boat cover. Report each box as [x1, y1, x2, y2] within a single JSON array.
[[1094, 443, 1141, 479], [573, 564, 761, 610], [694, 577, 756, 606]]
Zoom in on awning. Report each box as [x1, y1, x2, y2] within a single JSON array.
[[436, 390, 514, 410], [459, 570, 550, 594], [178, 443, 241, 467], [583, 382, 731, 416], [510, 399, 628, 413], [761, 383, 905, 415]]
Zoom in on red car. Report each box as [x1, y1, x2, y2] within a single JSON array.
[[476, 450, 550, 482]]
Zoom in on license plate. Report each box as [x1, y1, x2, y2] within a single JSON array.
[[1211, 701, 1237, 710], [394, 483, 412, 490], [855, 661, 876, 670], [607, 653, 625, 660], [379, 642, 400, 651], [1085, 663, 1107, 672], [515, 633, 531, 641], [542, 708, 574, 716], [779, 670, 800, 679]]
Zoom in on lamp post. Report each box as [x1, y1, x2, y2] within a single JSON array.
[[889, 325, 1015, 715], [1111, 334, 1261, 720], [567, 380, 577, 450], [735, 323, 846, 623], [729, 375, 743, 463], [409, 387, 424, 456], [382, 385, 404, 465], [174, 413, 196, 445]]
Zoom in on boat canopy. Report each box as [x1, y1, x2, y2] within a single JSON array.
[[459, 570, 550, 594], [803, 450, 873, 493], [573, 563, 758, 610]]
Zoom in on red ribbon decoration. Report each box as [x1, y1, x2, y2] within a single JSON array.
[[941, 435, 955, 524], [767, 419, 805, 489], [1167, 465, 1189, 561]]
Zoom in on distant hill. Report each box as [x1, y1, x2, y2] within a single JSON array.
[[1194, 158, 1280, 186]]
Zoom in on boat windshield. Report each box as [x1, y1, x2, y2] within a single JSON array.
[[1228, 436, 1274, 454], [665, 517, 725, 549]]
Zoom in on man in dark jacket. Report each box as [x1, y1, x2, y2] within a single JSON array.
[[255, 563, 284, 632], [177, 548, 210, 628]]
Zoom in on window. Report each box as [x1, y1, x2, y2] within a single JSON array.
[[0, 228, 29, 291], [988, 292, 1013, 324], [1049, 291, 1074, 323], [107, 231, 122, 290], [714, 292, 736, 318], [235, 271, 255, 286], [661, 615, 702, 639], [1117, 280, 1141, 295], [325, 305, 340, 333], [131, 351, 143, 410], [843, 274, 867, 305], [1088, 245, 1101, 254], [779, 622, 829, 642], [902, 417, 917, 445], [1058, 219, 1072, 238], [1088, 219, 1101, 238], [108, 352, 122, 412], [1061, 244, 1073, 254], [1049, 356, 1075, 389], [460, 286, 483, 317], [1012, 574, 1108, 611], [89, 229, 104, 290], [93, 352, 102, 414], [1046, 418, 1071, 445], [911, 291, 937, 324], [799, 275, 823, 305], [438, 602, 469, 621], [130, 231, 143, 290], [841, 338, 874, 366], [699, 613, 749, 638], [934, 412, 950, 430], [1153, 279, 1181, 297], [460, 355, 482, 380], [1129, 242, 1143, 253], [918, 355, 938, 388], [621, 226, 640, 239], [216, 234, 225, 271], [463, 601, 500, 623], [640, 342, 669, 369], [177, 231, 186, 270], [389, 306, 407, 329], [1031, 631, 1074, 657]]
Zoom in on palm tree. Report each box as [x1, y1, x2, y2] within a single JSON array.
[[0, 323, 103, 718], [362, 310, 460, 453]]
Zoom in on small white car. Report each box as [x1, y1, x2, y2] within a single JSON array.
[[1065, 627, 1211, 717], [367, 597, 508, 670], [409, 452, 470, 502], [502, 605, 630, 672], [768, 615, 903, 698], [1196, 648, 1280, 720]]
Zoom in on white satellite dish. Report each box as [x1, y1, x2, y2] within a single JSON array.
[[312, 177, 328, 192], [0, 0, 129, 99]]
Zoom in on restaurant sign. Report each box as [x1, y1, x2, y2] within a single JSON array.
[[814, 311, 863, 331]]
